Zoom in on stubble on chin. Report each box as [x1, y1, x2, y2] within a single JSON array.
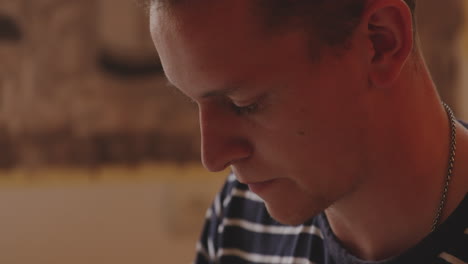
[[264, 198, 329, 226]]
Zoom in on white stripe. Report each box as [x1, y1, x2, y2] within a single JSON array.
[[214, 193, 221, 217], [223, 190, 233, 208], [227, 173, 237, 182], [219, 248, 317, 264], [219, 218, 323, 238], [207, 238, 217, 261], [205, 207, 212, 219], [439, 252, 467, 264], [231, 188, 265, 203]]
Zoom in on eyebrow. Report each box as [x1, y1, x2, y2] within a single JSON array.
[[166, 80, 244, 100], [201, 85, 242, 99]]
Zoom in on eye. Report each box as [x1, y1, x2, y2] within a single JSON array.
[[230, 102, 259, 115]]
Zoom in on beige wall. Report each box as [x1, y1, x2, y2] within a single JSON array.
[[0, 177, 224, 264]]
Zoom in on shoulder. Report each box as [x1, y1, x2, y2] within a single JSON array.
[[432, 193, 468, 263]]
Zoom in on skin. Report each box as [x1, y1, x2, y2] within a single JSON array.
[[149, 0, 468, 261]]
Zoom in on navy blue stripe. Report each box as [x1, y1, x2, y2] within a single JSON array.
[[432, 257, 451, 264], [459, 120, 468, 128], [224, 195, 283, 226], [443, 233, 468, 262], [232, 181, 249, 191], [219, 255, 260, 264], [194, 253, 211, 264]]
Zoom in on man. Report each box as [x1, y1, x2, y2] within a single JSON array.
[[148, 0, 468, 263]]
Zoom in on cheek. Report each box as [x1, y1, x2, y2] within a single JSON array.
[[251, 104, 369, 185], [245, 72, 371, 174]]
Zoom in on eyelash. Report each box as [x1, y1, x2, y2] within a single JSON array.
[[230, 101, 260, 116], [188, 96, 263, 116]]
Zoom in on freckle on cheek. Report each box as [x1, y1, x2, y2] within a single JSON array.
[[297, 130, 305, 136]]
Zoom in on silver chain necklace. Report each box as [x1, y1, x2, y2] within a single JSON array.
[[431, 102, 457, 232]]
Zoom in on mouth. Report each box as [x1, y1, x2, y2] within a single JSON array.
[[231, 166, 277, 194], [246, 179, 276, 194]]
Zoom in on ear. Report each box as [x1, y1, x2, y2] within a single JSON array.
[[363, 0, 413, 87]]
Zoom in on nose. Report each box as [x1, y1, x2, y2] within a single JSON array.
[[199, 106, 252, 172]]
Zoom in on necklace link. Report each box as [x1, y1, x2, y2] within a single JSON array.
[[431, 102, 457, 232]]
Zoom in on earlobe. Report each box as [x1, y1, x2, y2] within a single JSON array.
[[364, 0, 413, 87]]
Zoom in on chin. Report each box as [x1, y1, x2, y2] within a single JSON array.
[[265, 201, 324, 226]]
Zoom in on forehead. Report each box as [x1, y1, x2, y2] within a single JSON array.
[[150, 0, 252, 70], [150, 0, 261, 40], [149, 0, 315, 97]]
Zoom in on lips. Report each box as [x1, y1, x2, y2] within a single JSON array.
[[231, 166, 276, 194], [246, 179, 276, 194]]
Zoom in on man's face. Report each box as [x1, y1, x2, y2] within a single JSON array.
[[150, 1, 373, 225]]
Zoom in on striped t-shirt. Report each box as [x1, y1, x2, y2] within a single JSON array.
[[194, 174, 468, 264]]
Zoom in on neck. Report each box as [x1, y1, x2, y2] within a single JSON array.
[[324, 56, 468, 261]]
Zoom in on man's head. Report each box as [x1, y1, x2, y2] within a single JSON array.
[[149, 0, 416, 50], [149, 0, 416, 225]]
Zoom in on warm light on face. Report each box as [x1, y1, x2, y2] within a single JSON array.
[[150, 0, 374, 225]]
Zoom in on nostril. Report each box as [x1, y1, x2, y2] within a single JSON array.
[[224, 155, 250, 169], [201, 139, 253, 172]]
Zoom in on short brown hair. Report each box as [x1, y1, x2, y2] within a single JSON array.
[[148, 0, 416, 47], [256, 0, 416, 47]]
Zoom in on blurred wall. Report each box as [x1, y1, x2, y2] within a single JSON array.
[[0, 0, 199, 170], [417, 0, 465, 116], [0, 174, 225, 264]]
